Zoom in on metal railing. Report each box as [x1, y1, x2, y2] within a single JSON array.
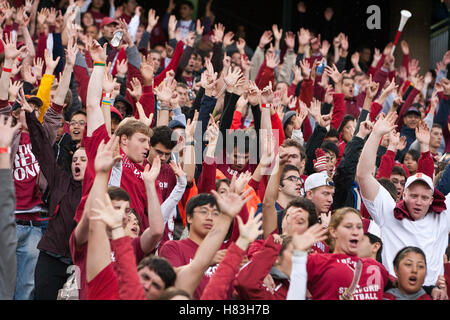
[[430, 16, 449, 69]]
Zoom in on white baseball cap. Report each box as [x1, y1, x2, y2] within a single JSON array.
[[362, 218, 381, 239], [404, 172, 434, 191], [304, 172, 335, 192]]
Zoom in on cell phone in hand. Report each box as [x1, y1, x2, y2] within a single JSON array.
[[111, 31, 123, 48], [316, 60, 326, 75]]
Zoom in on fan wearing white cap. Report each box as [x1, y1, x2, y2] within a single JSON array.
[[357, 218, 383, 263], [304, 171, 335, 224], [356, 111, 450, 287]]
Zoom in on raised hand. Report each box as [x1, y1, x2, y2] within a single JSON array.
[[260, 82, 274, 104], [247, 81, 260, 106], [46, 7, 57, 26], [236, 208, 263, 245], [65, 36, 79, 67], [236, 38, 246, 54], [213, 23, 225, 43], [90, 194, 126, 230], [168, 14, 177, 39], [88, 39, 107, 62], [284, 31, 295, 50], [320, 40, 331, 57], [265, 51, 280, 69], [372, 112, 398, 136], [0, 115, 21, 148], [1, 33, 26, 61], [94, 136, 122, 174], [415, 121, 430, 147], [365, 75, 380, 100], [33, 58, 44, 80], [223, 31, 235, 48], [8, 79, 23, 102], [169, 160, 186, 178], [135, 102, 153, 127], [143, 155, 161, 184], [291, 224, 328, 252], [259, 30, 273, 49], [400, 40, 410, 56], [185, 109, 199, 140], [356, 120, 374, 139], [127, 77, 143, 101], [196, 19, 204, 36], [299, 58, 311, 79], [224, 66, 243, 88], [408, 59, 420, 77], [116, 58, 128, 78], [234, 171, 252, 195], [155, 75, 176, 105], [211, 184, 252, 219], [16, 88, 33, 113], [297, 28, 311, 47], [140, 54, 155, 85]]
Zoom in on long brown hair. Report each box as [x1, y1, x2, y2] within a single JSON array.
[[326, 207, 362, 252]]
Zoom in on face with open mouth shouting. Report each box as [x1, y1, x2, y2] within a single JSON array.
[[71, 148, 87, 181], [69, 114, 86, 142], [330, 211, 363, 256], [395, 251, 426, 295]]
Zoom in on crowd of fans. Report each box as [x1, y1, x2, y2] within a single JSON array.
[[0, 0, 449, 301]]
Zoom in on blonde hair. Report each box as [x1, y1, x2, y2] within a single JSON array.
[[326, 207, 362, 252]]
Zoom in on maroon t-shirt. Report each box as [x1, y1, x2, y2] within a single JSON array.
[[13, 131, 43, 212], [69, 232, 144, 300], [307, 253, 389, 300], [158, 238, 229, 300]]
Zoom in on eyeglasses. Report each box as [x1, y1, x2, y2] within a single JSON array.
[[283, 176, 302, 183], [154, 149, 172, 158], [70, 120, 86, 126], [193, 209, 220, 217]]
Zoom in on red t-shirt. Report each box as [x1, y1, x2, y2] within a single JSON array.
[[13, 131, 43, 211], [87, 263, 119, 300], [158, 238, 229, 300], [69, 231, 144, 300], [307, 253, 389, 300]]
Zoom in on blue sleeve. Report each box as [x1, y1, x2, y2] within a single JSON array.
[[52, 32, 65, 76], [433, 98, 449, 129], [436, 163, 450, 196]]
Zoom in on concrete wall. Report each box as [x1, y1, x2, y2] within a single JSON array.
[[389, 0, 433, 70]]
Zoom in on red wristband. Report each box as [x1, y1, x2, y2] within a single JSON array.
[[261, 103, 272, 109], [2, 67, 12, 73], [0, 147, 9, 154]]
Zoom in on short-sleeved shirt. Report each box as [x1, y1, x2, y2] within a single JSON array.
[[13, 132, 43, 211], [307, 253, 389, 300], [158, 238, 229, 300], [362, 185, 450, 286]]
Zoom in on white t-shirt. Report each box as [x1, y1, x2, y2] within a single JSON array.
[[362, 185, 450, 286]]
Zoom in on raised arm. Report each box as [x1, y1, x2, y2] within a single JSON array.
[[0, 115, 21, 299], [262, 147, 287, 239], [53, 34, 78, 108], [201, 208, 263, 300], [0, 33, 25, 101], [287, 224, 327, 300], [74, 136, 120, 248], [140, 156, 165, 254], [86, 40, 108, 137], [356, 112, 398, 201], [175, 185, 252, 297]]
